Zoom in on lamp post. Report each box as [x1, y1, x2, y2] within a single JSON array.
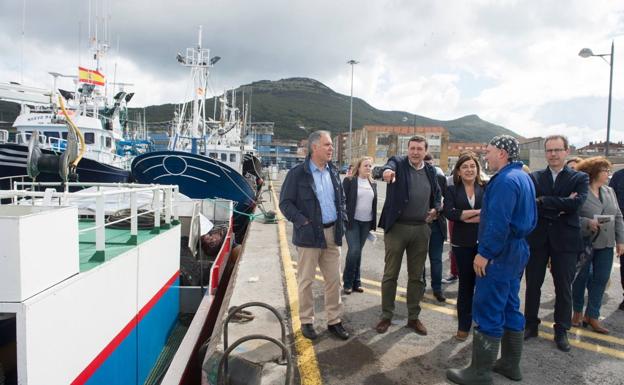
[[347, 59, 359, 165], [579, 41, 615, 157]]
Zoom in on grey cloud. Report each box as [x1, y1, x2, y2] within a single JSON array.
[[535, 96, 624, 138]]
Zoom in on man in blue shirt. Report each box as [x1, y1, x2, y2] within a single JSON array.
[[279, 130, 349, 340], [447, 135, 537, 385]]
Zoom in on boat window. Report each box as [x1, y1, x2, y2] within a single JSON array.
[[221, 153, 227, 162], [106, 137, 112, 148], [0, 313, 17, 382], [230, 153, 236, 162], [84, 133, 95, 144], [44, 131, 60, 138], [209, 152, 217, 159], [61, 132, 68, 139]]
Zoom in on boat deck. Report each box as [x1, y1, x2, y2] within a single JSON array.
[[78, 219, 178, 272]]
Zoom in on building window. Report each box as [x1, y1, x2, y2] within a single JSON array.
[[221, 153, 227, 162], [377, 135, 390, 145], [230, 153, 236, 162], [209, 152, 217, 159]]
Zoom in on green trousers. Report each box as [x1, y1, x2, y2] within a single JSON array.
[[381, 223, 431, 320]]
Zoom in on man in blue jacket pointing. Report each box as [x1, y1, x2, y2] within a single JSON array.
[[447, 135, 537, 385]]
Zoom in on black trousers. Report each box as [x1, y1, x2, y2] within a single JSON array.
[[454, 245, 478, 332], [524, 244, 577, 330]]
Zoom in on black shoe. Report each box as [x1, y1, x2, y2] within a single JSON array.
[[433, 291, 446, 302], [301, 323, 318, 340], [441, 275, 458, 284], [328, 322, 350, 340], [619, 299, 624, 311], [523, 325, 538, 340], [554, 327, 571, 352]]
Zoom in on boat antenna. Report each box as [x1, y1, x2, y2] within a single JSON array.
[[20, 0, 26, 84]]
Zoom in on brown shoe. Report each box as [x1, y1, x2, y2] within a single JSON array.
[[406, 319, 427, 335], [571, 311, 583, 327], [455, 330, 469, 341], [584, 316, 609, 334], [375, 318, 392, 334]]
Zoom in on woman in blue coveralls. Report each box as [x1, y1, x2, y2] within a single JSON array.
[[447, 135, 537, 385]]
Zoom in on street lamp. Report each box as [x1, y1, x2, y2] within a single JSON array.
[[347, 59, 359, 165], [579, 41, 615, 157]]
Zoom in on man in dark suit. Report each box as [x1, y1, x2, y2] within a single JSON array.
[[524, 135, 589, 351], [424, 153, 448, 302]]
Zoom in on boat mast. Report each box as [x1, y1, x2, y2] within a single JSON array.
[[172, 26, 214, 154]]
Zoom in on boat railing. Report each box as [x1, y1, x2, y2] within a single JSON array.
[[48, 136, 68, 151], [0, 174, 32, 189], [0, 129, 8, 144], [0, 182, 180, 257], [16, 132, 46, 145]]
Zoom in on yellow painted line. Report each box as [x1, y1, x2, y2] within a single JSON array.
[[290, 260, 458, 306], [295, 260, 624, 348], [539, 331, 624, 359], [308, 270, 624, 360], [271, 184, 323, 385], [312, 274, 457, 316], [358, 276, 458, 306]]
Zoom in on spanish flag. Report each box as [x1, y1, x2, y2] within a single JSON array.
[[78, 67, 105, 86]]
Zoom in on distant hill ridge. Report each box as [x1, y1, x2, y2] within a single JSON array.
[[0, 77, 521, 142]]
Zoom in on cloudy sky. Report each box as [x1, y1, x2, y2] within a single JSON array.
[[1, 0, 623, 146]]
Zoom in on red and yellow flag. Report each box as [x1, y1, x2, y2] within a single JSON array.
[[78, 67, 105, 86]]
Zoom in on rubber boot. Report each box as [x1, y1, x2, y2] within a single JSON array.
[[447, 330, 501, 385], [493, 329, 523, 381]]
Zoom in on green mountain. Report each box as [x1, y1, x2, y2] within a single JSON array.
[[236, 77, 521, 142], [0, 77, 520, 142]]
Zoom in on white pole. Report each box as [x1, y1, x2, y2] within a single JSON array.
[[347, 59, 359, 165], [20, 0, 26, 84], [130, 191, 137, 237], [96, 194, 105, 253], [153, 190, 161, 230], [164, 188, 172, 225]]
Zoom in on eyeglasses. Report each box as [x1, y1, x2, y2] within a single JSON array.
[[545, 148, 566, 154], [600, 168, 611, 173]]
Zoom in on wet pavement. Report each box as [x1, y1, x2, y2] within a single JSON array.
[[225, 174, 624, 385], [229, 173, 624, 385]]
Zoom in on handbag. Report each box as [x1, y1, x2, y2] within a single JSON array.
[[575, 231, 600, 273]]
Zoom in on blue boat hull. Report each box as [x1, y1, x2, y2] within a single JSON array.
[[131, 151, 258, 240], [0, 143, 131, 190]]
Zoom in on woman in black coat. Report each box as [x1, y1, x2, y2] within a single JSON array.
[[443, 152, 486, 341], [342, 156, 377, 294]]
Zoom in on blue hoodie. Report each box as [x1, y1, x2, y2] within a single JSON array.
[[478, 161, 537, 278]]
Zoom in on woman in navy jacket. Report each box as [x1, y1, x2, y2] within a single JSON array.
[[342, 156, 377, 294], [443, 152, 485, 341]]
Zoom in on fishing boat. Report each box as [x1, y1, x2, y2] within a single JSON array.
[[0, 22, 137, 190], [131, 27, 263, 241], [0, 180, 249, 385]]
